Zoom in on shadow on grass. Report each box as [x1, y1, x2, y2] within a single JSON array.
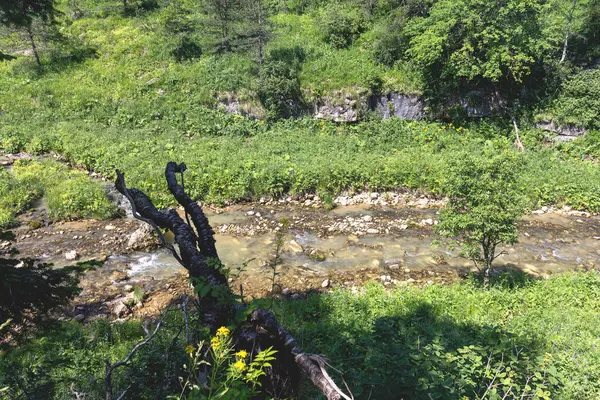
[[275, 271, 552, 399]]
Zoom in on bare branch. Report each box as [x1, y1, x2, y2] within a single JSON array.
[[104, 305, 173, 400]]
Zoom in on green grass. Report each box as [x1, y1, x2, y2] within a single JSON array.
[[3, 115, 600, 212], [276, 272, 600, 399], [2, 272, 599, 399], [0, 159, 116, 227], [0, 168, 41, 228]]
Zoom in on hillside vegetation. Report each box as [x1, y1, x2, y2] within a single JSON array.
[[1, 0, 600, 214]]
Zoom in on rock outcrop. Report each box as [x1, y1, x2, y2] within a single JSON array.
[[536, 120, 587, 141]]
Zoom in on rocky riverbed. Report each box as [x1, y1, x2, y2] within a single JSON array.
[[4, 188, 600, 323], [2, 152, 599, 322]]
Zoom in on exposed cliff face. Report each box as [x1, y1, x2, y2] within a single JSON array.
[[369, 93, 425, 120], [314, 94, 361, 122], [313, 90, 501, 122], [535, 121, 587, 141]]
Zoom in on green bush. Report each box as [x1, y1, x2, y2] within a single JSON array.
[[372, 17, 407, 67], [546, 69, 600, 130], [257, 58, 303, 120], [319, 4, 367, 49]]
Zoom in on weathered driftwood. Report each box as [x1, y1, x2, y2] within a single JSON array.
[[115, 162, 351, 400]]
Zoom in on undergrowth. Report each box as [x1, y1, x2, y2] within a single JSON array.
[[1, 271, 599, 399]]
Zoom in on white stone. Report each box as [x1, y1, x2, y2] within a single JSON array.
[[65, 250, 79, 261], [321, 279, 330, 288], [246, 210, 255, 216], [288, 240, 303, 253], [362, 215, 373, 222], [370, 192, 379, 199], [104, 225, 116, 230], [366, 228, 380, 234]]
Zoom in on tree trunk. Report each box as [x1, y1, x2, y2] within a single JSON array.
[[26, 25, 41, 67], [560, 0, 578, 63], [115, 163, 352, 400], [512, 116, 524, 152]]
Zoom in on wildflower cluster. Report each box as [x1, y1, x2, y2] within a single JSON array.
[[176, 327, 277, 399]]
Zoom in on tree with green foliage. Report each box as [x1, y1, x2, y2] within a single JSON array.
[[204, 0, 243, 52], [435, 151, 527, 287], [238, 0, 272, 65], [405, 0, 546, 105], [542, 0, 593, 63], [0, 0, 57, 66]]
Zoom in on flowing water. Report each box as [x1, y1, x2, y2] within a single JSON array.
[[104, 205, 600, 280]]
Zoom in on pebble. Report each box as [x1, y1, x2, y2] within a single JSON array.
[[321, 279, 330, 288], [65, 250, 79, 261], [370, 192, 379, 199], [246, 210, 255, 216], [288, 240, 303, 253], [105, 225, 116, 231], [362, 215, 373, 222], [73, 314, 85, 322], [366, 228, 380, 234], [282, 288, 291, 295]]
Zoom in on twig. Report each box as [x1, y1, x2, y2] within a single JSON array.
[[104, 304, 173, 400]]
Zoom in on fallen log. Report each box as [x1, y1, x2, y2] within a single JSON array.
[[115, 162, 351, 400]]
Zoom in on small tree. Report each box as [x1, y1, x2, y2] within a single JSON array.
[[0, 0, 57, 66], [204, 0, 243, 52], [435, 151, 527, 287]]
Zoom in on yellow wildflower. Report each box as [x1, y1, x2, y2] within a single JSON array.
[[185, 345, 196, 354], [235, 350, 248, 359], [233, 360, 246, 371], [211, 337, 221, 350], [216, 326, 230, 337]]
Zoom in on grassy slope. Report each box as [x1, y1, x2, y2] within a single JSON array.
[[2, 272, 599, 399], [0, 1, 599, 214]]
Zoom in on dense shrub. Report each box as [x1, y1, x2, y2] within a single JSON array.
[[319, 4, 367, 49], [372, 17, 407, 67], [257, 58, 303, 120], [546, 68, 600, 130]]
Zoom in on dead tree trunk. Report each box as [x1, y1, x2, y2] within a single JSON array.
[[115, 162, 351, 400]]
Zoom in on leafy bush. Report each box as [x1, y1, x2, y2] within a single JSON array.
[[372, 17, 407, 67], [546, 68, 600, 130], [257, 58, 303, 120], [435, 151, 527, 285], [319, 4, 367, 49]]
